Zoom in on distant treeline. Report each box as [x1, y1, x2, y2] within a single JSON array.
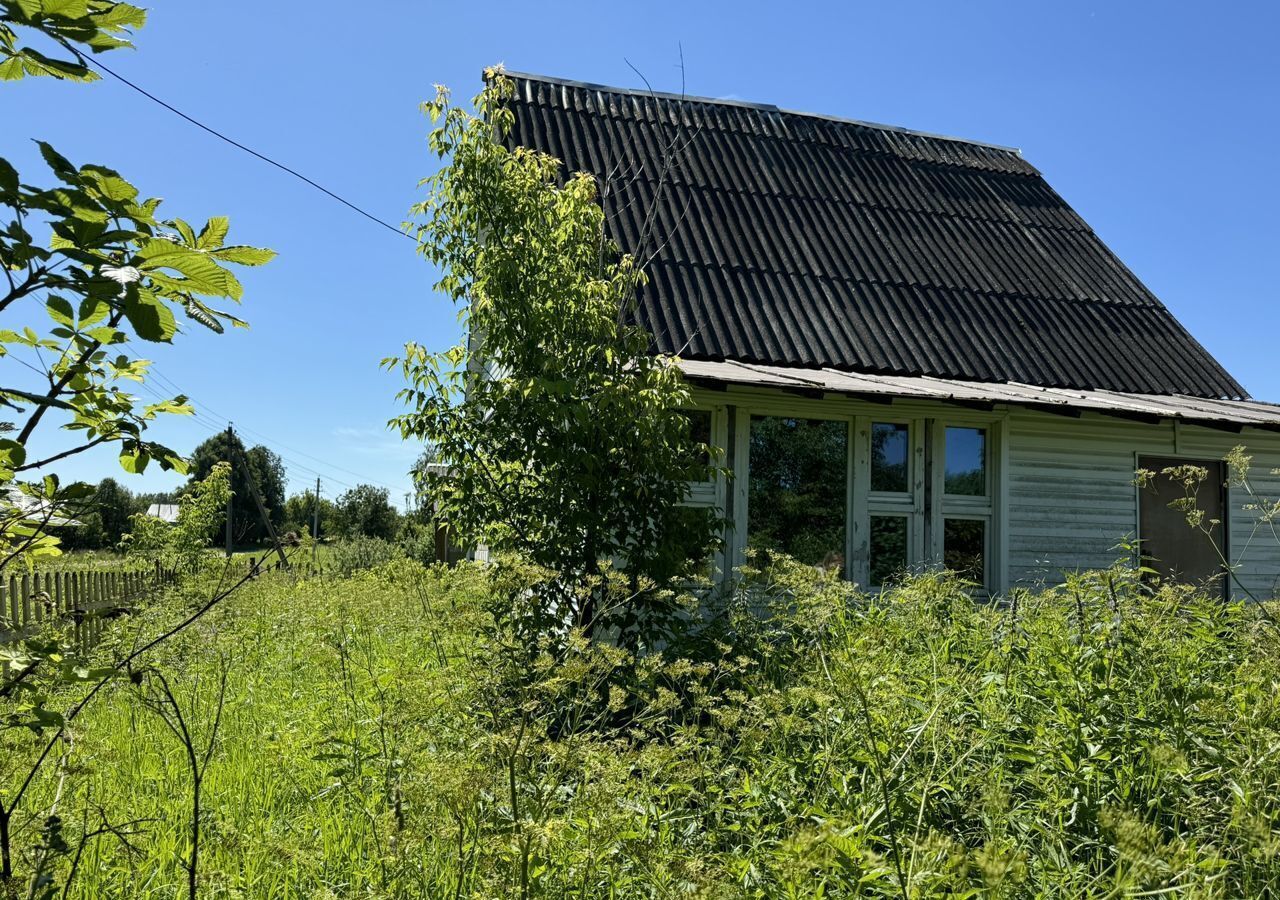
[[60, 433, 415, 552]]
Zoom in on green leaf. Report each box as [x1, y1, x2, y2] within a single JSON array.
[[123, 290, 177, 342], [118, 449, 150, 474], [196, 216, 229, 249], [0, 157, 18, 193], [46, 296, 76, 327], [171, 218, 196, 245], [135, 239, 243, 299], [0, 438, 27, 471], [43, 0, 91, 18], [92, 3, 147, 30], [78, 296, 109, 327], [18, 47, 96, 82], [80, 164, 138, 203], [34, 141, 78, 183], [0, 56, 25, 81], [210, 245, 276, 266]]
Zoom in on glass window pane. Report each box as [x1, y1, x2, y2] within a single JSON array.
[[870, 515, 908, 586], [944, 518, 986, 583], [748, 416, 848, 571], [679, 409, 713, 470], [945, 427, 987, 496], [663, 504, 718, 582], [871, 423, 910, 492]]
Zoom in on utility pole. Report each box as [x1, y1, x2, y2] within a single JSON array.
[[313, 476, 321, 564], [224, 424, 234, 558]]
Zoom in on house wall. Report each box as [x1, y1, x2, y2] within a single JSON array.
[[689, 385, 1280, 600], [1006, 409, 1280, 599]]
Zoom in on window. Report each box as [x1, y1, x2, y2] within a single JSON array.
[[676, 406, 725, 583], [867, 421, 916, 586], [679, 409, 714, 471], [1137, 456, 1227, 597], [734, 411, 998, 591], [748, 416, 848, 571], [871, 422, 910, 492], [945, 427, 986, 496], [870, 515, 909, 586], [943, 518, 986, 583], [937, 425, 994, 590]]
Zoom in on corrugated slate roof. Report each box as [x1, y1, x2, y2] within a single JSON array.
[[503, 71, 1246, 400]]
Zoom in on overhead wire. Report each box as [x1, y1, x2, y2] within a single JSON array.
[[143, 366, 411, 494], [80, 55, 416, 242], [129, 377, 379, 494], [32, 48, 425, 498]]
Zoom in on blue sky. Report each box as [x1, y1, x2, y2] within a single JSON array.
[[3, 1, 1277, 505]]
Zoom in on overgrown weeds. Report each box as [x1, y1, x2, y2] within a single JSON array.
[[5, 557, 1280, 897]]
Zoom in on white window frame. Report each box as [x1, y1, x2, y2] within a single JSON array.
[[929, 420, 1005, 593], [732, 404, 854, 578], [860, 416, 926, 588], [679, 404, 730, 580], [717, 394, 1008, 594]]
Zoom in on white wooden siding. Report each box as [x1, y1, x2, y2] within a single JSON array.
[[690, 385, 1280, 600], [1007, 410, 1280, 600]]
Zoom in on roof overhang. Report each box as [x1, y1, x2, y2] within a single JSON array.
[[678, 359, 1280, 432]]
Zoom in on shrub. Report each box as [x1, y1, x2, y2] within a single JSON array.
[[325, 535, 404, 577]]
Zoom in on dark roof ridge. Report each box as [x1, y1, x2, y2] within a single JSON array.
[[500, 69, 1024, 157]]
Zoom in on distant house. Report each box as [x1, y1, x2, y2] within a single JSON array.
[[502, 72, 1280, 598], [2, 485, 82, 528], [145, 503, 180, 524]]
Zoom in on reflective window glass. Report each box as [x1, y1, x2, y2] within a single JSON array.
[[870, 515, 908, 586], [680, 409, 713, 470], [871, 423, 909, 493], [944, 518, 986, 583], [748, 416, 848, 571], [945, 427, 986, 496]]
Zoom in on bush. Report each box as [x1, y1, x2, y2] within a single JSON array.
[[325, 535, 404, 576]]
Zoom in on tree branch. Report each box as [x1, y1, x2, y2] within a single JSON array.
[[14, 435, 109, 472], [15, 305, 126, 445]]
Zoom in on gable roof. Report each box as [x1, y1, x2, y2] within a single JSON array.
[[502, 71, 1246, 400]]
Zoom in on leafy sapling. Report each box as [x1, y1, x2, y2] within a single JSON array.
[[388, 70, 720, 641]]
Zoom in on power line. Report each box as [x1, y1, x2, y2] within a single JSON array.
[[51, 54, 426, 490], [131, 378, 379, 494], [145, 366, 410, 494], [80, 54, 416, 243]]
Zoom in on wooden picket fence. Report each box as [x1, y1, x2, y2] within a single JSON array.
[[244, 556, 321, 578], [0, 563, 177, 649]]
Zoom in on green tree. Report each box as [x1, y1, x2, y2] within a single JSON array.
[[93, 476, 136, 547], [0, 1, 275, 572], [123, 462, 230, 570], [187, 432, 285, 546], [283, 490, 334, 539], [332, 484, 398, 540], [387, 71, 716, 635], [0, 7, 274, 889], [47, 475, 135, 550]]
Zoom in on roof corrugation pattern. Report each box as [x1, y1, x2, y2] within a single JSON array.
[[504, 72, 1246, 399]]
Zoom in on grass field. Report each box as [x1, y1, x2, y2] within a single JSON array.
[[5, 557, 1280, 898]]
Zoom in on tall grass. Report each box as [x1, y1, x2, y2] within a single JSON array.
[[7, 559, 1280, 897]]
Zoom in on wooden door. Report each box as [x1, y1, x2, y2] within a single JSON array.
[[1137, 456, 1227, 597]]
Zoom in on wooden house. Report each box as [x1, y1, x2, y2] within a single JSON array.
[[503, 72, 1280, 597]]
